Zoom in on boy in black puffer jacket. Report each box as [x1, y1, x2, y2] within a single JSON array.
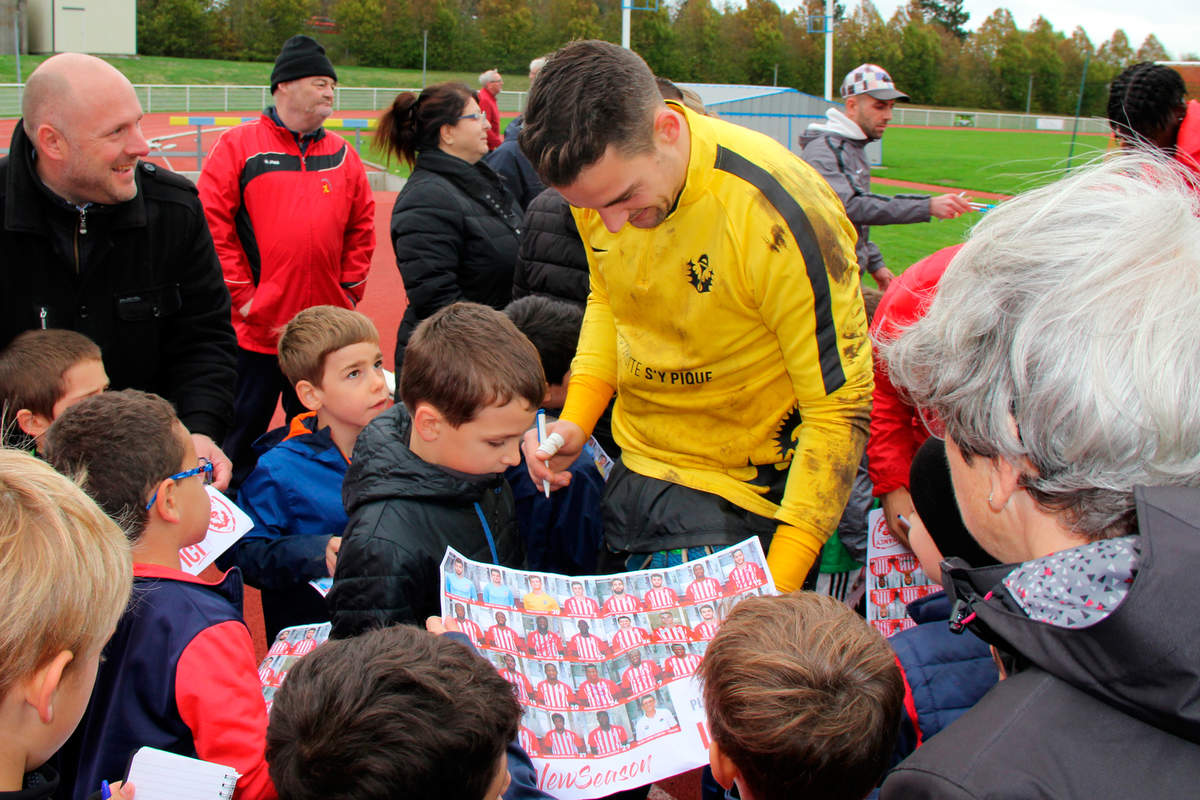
[[329, 303, 544, 637]]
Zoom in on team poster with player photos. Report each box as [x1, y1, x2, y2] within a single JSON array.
[[865, 509, 941, 637], [440, 538, 775, 799]]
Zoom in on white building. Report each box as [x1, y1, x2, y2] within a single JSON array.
[[27, 0, 135, 55]]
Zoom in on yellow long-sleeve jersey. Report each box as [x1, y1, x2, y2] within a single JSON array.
[[564, 103, 873, 590]]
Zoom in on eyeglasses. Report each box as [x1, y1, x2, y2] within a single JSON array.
[[458, 112, 485, 122], [145, 457, 213, 510]]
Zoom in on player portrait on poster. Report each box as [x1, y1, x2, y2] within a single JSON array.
[[439, 538, 776, 799]]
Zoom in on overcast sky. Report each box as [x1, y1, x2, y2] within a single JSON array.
[[776, 0, 1197, 60]]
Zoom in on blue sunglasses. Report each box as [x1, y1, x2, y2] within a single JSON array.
[[145, 458, 214, 511]]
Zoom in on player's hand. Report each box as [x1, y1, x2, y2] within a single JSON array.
[[522, 419, 586, 491], [869, 266, 895, 292], [191, 434, 232, 491], [325, 536, 341, 577], [881, 487, 916, 548], [106, 780, 135, 799], [427, 616, 461, 635], [930, 194, 972, 220]]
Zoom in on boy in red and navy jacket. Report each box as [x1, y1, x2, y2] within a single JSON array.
[[45, 391, 275, 800]]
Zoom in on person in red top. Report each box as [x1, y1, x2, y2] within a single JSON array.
[[575, 665, 621, 708], [867, 245, 961, 544], [198, 36, 375, 486], [1107, 62, 1200, 191], [691, 604, 721, 640], [652, 611, 693, 644], [535, 663, 577, 709], [527, 615, 565, 658], [684, 563, 723, 603], [601, 577, 643, 614], [485, 611, 526, 653], [664, 644, 703, 679], [289, 627, 320, 657], [567, 619, 610, 660], [543, 713, 584, 756], [259, 657, 280, 687], [588, 712, 630, 756], [267, 631, 292, 657], [451, 602, 485, 645], [497, 653, 534, 703], [477, 69, 504, 151], [610, 615, 652, 652], [642, 572, 678, 610], [724, 548, 767, 591], [563, 580, 601, 616], [620, 650, 663, 696], [519, 724, 542, 757]]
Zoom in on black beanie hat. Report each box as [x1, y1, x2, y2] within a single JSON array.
[[271, 35, 337, 93], [909, 436, 999, 569]]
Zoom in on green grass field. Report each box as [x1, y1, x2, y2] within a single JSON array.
[[0, 54, 523, 92], [867, 127, 1111, 273]]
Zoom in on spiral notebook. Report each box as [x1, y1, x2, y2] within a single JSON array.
[[125, 746, 240, 800]]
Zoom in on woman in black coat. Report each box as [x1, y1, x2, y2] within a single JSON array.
[[375, 82, 522, 377]]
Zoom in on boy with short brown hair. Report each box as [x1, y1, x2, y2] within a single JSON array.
[[229, 305, 390, 637], [329, 302, 544, 636], [45, 390, 275, 800], [0, 329, 107, 450], [698, 592, 904, 800], [0, 449, 132, 799]]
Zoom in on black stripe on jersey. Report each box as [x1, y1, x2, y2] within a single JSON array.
[[713, 145, 846, 395], [239, 144, 347, 191]]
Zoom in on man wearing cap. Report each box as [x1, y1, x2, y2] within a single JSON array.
[[802, 64, 970, 291], [478, 69, 505, 151], [199, 34, 375, 486]]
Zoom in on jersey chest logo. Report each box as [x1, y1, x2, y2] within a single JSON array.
[[686, 253, 714, 293]]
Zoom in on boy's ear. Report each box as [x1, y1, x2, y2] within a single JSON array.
[[295, 379, 322, 413], [708, 740, 740, 791], [23, 650, 74, 724], [410, 402, 444, 443], [148, 478, 183, 525], [15, 407, 52, 439]]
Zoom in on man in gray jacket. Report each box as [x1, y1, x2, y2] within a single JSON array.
[[802, 64, 969, 291]]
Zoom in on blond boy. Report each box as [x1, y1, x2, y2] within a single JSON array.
[[229, 305, 390, 637], [0, 329, 107, 451], [0, 449, 131, 799]]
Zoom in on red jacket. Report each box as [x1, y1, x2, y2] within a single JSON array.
[[1177, 100, 1200, 190], [198, 111, 375, 353], [479, 88, 503, 151], [867, 245, 962, 496]]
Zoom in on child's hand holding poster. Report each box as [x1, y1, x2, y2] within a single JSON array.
[[440, 538, 775, 799], [865, 508, 942, 637]]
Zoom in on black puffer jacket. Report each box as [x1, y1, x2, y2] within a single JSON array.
[[390, 148, 521, 376], [328, 404, 525, 638], [512, 187, 589, 305]]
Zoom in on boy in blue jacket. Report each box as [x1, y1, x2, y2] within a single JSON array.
[[228, 306, 391, 638]]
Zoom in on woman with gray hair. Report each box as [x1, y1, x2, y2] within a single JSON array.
[[880, 153, 1200, 798]]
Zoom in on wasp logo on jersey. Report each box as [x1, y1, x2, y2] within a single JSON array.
[[686, 254, 713, 293], [773, 403, 803, 460]]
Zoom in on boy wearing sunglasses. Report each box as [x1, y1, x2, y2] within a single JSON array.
[[44, 390, 275, 800]]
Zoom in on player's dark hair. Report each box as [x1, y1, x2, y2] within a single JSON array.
[[43, 390, 185, 543], [519, 40, 660, 186], [504, 295, 583, 388], [400, 302, 546, 427], [267, 625, 519, 800], [697, 593, 903, 800], [374, 81, 477, 169], [1107, 62, 1187, 146]]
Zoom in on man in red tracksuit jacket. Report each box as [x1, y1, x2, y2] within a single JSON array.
[[198, 35, 375, 486]]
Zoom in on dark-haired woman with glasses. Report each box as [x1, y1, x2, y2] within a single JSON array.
[[375, 81, 522, 377]]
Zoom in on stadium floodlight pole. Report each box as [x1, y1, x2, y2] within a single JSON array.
[[622, 1, 631, 49], [824, 0, 833, 100]]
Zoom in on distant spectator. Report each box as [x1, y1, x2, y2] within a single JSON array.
[[479, 69, 504, 151]]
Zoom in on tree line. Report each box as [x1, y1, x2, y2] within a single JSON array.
[[140, 0, 1186, 116]]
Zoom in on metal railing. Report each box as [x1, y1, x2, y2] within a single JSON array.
[[0, 84, 527, 116], [893, 106, 1110, 135]]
